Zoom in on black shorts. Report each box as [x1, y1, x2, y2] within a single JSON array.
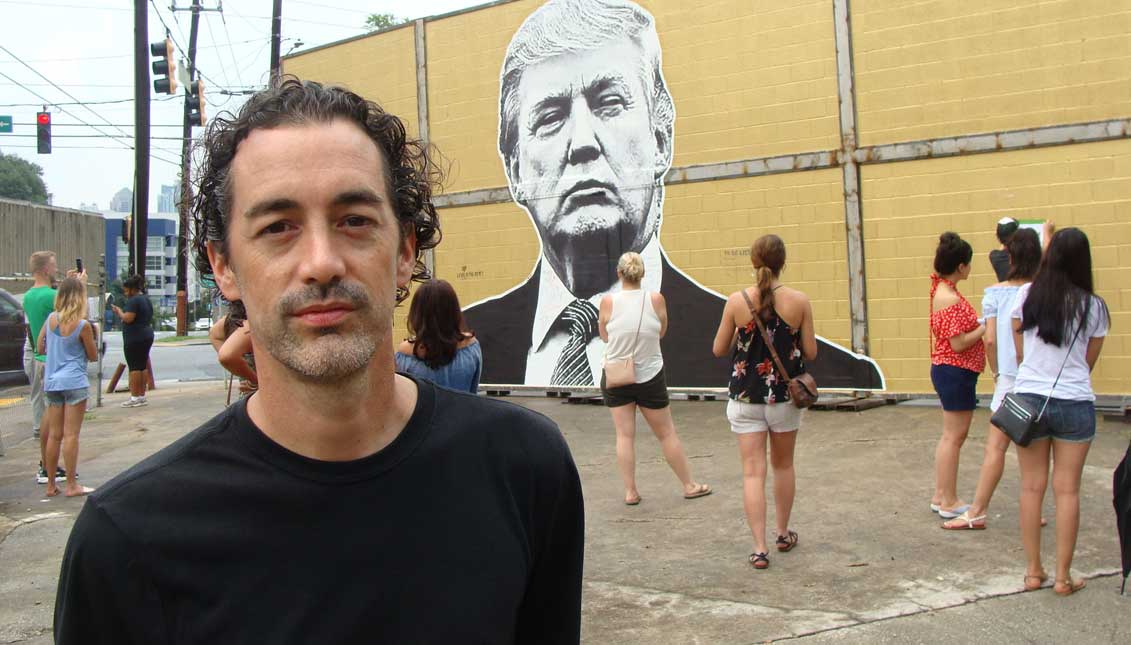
[[601, 367, 670, 409], [930, 364, 979, 411], [124, 336, 154, 372]]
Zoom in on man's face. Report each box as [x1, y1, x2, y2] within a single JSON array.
[[208, 120, 415, 383], [510, 39, 670, 295], [45, 256, 58, 279]]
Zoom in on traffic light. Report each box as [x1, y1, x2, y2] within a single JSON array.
[[187, 80, 205, 127], [36, 111, 51, 154], [150, 38, 177, 95]]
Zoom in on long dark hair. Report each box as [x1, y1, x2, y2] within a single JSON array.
[[1021, 227, 1109, 346], [407, 279, 473, 368], [1004, 228, 1041, 281]]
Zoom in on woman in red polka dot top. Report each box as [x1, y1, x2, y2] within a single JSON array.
[[929, 232, 986, 521]]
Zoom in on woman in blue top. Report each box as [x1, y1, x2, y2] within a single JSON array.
[[395, 279, 482, 394], [943, 228, 1042, 531], [36, 276, 97, 497]]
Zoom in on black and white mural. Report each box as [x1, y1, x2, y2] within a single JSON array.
[[463, 0, 884, 390]]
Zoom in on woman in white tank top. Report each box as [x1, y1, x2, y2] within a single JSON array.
[[597, 252, 711, 506]]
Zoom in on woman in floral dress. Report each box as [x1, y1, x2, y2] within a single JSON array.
[[713, 235, 817, 570]]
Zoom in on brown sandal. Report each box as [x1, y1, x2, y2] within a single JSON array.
[[1054, 577, 1085, 596], [776, 530, 798, 552], [1023, 571, 1048, 591]]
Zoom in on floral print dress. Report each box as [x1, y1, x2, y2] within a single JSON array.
[[729, 308, 804, 405]]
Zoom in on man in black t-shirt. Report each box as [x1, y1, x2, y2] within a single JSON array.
[[54, 79, 585, 644]]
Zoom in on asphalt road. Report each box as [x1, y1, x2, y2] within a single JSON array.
[[0, 331, 224, 390]]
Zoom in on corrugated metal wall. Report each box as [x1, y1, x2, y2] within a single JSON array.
[[0, 197, 105, 295]]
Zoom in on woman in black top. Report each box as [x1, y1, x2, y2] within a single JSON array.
[[712, 235, 817, 571], [110, 274, 154, 407]]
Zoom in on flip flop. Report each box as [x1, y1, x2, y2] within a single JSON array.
[[941, 511, 986, 530], [683, 484, 712, 500], [1054, 577, 1086, 596], [749, 552, 769, 570], [930, 503, 941, 513], [938, 504, 971, 520], [64, 486, 95, 498], [625, 495, 642, 506], [776, 530, 799, 552]]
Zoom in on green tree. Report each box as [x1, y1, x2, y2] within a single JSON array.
[[364, 12, 405, 31], [0, 151, 49, 203]]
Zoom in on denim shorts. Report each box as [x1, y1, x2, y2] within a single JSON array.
[[930, 364, 979, 411], [1014, 394, 1096, 443], [45, 387, 89, 407]]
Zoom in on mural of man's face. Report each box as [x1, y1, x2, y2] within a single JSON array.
[[510, 38, 670, 297]]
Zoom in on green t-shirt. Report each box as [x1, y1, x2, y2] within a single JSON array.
[[23, 285, 57, 362]]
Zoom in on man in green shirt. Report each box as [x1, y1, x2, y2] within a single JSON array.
[[23, 250, 60, 483]]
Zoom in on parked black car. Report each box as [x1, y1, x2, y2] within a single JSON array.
[[0, 288, 29, 381]]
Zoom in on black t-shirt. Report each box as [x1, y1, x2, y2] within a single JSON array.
[[989, 249, 1010, 282], [122, 294, 153, 344], [54, 378, 585, 644]]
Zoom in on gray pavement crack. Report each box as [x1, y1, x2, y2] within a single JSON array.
[[766, 570, 1124, 643]]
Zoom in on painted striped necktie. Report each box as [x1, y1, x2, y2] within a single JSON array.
[[550, 299, 599, 386]]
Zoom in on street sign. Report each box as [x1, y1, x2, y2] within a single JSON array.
[[0, 115, 12, 133]]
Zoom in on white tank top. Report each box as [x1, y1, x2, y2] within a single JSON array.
[[604, 290, 664, 383]]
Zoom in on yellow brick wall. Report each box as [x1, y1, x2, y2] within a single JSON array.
[[424, 2, 534, 193], [661, 169, 851, 347], [656, 0, 841, 167], [854, 0, 1131, 146], [863, 139, 1131, 394], [281, 26, 420, 139], [425, 0, 842, 194], [433, 202, 542, 308]]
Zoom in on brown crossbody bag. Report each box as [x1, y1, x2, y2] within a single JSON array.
[[740, 289, 818, 409]]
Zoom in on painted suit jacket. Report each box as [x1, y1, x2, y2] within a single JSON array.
[[463, 258, 884, 390]]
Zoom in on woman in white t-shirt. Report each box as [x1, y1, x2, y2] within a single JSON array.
[[598, 252, 711, 506], [943, 228, 1042, 531], [1010, 228, 1110, 596]]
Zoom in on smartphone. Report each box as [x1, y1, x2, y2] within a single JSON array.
[[76, 257, 83, 273]]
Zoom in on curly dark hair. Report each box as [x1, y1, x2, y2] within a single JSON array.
[[190, 77, 441, 303]]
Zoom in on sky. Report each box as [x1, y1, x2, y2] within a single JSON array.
[[0, 0, 482, 211]]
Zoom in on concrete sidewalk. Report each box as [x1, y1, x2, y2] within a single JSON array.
[[1, 382, 1129, 644]]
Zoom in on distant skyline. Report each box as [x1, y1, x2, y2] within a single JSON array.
[[0, 0, 481, 211]]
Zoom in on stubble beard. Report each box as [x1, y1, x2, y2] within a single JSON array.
[[248, 280, 388, 384], [537, 193, 658, 298]]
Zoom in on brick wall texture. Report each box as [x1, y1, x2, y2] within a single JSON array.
[[284, 0, 1131, 394]]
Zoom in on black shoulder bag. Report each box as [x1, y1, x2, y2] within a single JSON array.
[[991, 300, 1089, 447]]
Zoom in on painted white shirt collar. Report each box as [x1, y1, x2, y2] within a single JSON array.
[[526, 238, 662, 384]]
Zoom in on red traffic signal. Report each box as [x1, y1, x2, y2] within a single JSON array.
[[36, 111, 51, 154]]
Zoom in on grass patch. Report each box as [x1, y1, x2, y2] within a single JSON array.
[[156, 335, 196, 344]]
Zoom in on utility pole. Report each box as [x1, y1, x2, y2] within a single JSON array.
[[133, 0, 150, 285], [175, 0, 202, 336], [269, 0, 283, 85]]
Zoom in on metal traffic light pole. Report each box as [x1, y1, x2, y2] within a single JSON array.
[[133, 0, 150, 288], [175, 0, 202, 337]]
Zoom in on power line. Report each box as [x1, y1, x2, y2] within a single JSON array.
[[0, 68, 181, 168], [222, 10, 361, 30], [9, 122, 188, 128], [0, 0, 130, 10], [290, 0, 375, 14], [3, 133, 192, 140], [0, 96, 182, 108], [1, 45, 135, 144], [217, 10, 246, 88], [202, 11, 233, 89], [0, 39, 267, 65]]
